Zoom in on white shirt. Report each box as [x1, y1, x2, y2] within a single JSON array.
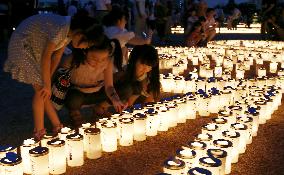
[[67, 5, 77, 17], [104, 26, 135, 48], [95, 0, 111, 11]]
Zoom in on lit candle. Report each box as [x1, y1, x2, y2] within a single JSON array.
[[176, 148, 196, 167], [84, 128, 102, 159], [212, 117, 229, 131], [202, 123, 220, 140], [29, 146, 49, 175], [0, 146, 17, 159], [237, 116, 254, 144], [194, 133, 213, 149], [213, 139, 233, 174], [66, 133, 84, 167], [199, 157, 222, 175], [166, 103, 179, 127], [41, 134, 58, 148], [79, 123, 92, 135], [119, 118, 134, 146], [198, 94, 211, 117], [101, 121, 118, 152], [188, 167, 213, 175], [20, 138, 39, 174], [59, 127, 74, 140], [163, 157, 186, 175], [0, 152, 23, 175], [270, 62, 278, 73], [207, 149, 227, 175], [187, 141, 207, 166], [47, 139, 66, 174], [184, 95, 197, 119], [231, 123, 248, 154], [157, 107, 170, 131]]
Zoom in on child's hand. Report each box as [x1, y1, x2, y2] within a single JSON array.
[[40, 86, 51, 101], [112, 100, 128, 113]]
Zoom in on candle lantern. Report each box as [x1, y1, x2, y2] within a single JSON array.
[[197, 94, 211, 117], [194, 133, 213, 148], [173, 76, 186, 93], [207, 149, 227, 175], [220, 90, 232, 108], [236, 116, 253, 144], [29, 146, 49, 175], [196, 78, 206, 92], [187, 141, 207, 166], [163, 157, 186, 175], [218, 110, 235, 125], [157, 107, 170, 131], [0, 152, 23, 175], [222, 130, 240, 163], [206, 78, 217, 92], [202, 123, 220, 140], [213, 139, 233, 174], [20, 138, 39, 174], [59, 127, 74, 140], [84, 128, 102, 159], [185, 96, 197, 119], [198, 157, 222, 175], [145, 109, 160, 136], [185, 77, 197, 92], [270, 62, 278, 73], [257, 77, 267, 89], [41, 134, 58, 148], [208, 89, 221, 114], [212, 117, 229, 131], [119, 118, 134, 146], [228, 105, 243, 118], [132, 104, 144, 115], [257, 67, 266, 77], [66, 133, 84, 167], [101, 121, 118, 152], [188, 167, 213, 175], [192, 55, 199, 65], [254, 100, 267, 124], [231, 123, 248, 154], [47, 139, 66, 174], [214, 66, 222, 78], [236, 69, 245, 80], [161, 76, 174, 93], [166, 103, 179, 127], [0, 146, 17, 159], [133, 113, 147, 141], [79, 123, 92, 135], [176, 148, 196, 167]]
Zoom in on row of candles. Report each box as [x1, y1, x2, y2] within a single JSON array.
[[0, 77, 282, 174], [161, 85, 282, 174], [171, 26, 185, 34]]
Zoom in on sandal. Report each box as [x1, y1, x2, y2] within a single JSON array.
[[33, 128, 47, 142], [52, 124, 63, 136]]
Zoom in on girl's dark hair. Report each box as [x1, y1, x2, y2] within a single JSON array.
[[126, 45, 160, 101], [72, 36, 123, 71], [102, 7, 128, 27], [70, 13, 103, 47], [189, 21, 201, 33]]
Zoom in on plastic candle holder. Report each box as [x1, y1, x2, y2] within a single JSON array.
[[101, 121, 118, 152], [163, 157, 186, 175], [199, 157, 222, 175], [47, 139, 66, 174], [0, 152, 23, 175], [207, 149, 227, 175], [176, 148, 196, 167], [66, 133, 84, 167], [84, 128, 102, 159], [0, 146, 17, 159], [119, 118, 134, 146], [29, 146, 49, 175], [188, 167, 212, 175], [133, 113, 147, 141], [20, 138, 39, 174]]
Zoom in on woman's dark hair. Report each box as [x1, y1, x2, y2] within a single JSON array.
[[102, 7, 128, 27], [126, 45, 160, 101], [189, 21, 202, 33], [70, 13, 103, 47], [72, 36, 123, 71]]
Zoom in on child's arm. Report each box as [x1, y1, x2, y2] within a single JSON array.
[[104, 60, 127, 112]]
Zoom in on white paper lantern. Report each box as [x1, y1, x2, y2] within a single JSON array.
[[119, 118, 134, 146], [176, 148, 197, 168], [29, 146, 49, 175], [47, 139, 66, 175], [100, 121, 118, 152], [84, 128, 102, 159], [20, 138, 39, 174], [66, 133, 84, 167], [188, 167, 213, 175], [207, 149, 227, 175], [163, 157, 186, 175], [213, 139, 233, 174], [231, 123, 248, 154], [0, 146, 17, 160], [0, 152, 23, 175], [199, 157, 222, 175]]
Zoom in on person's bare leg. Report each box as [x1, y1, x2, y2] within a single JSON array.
[[44, 99, 61, 127], [32, 84, 45, 131]]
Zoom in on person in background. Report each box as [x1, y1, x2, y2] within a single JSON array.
[[186, 9, 199, 34], [95, 0, 112, 23], [63, 36, 126, 128], [204, 8, 217, 42], [214, 5, 224, 32], [134, 0, 147, 35], [4, 13, 104, 141], [154, 0, 168, 44], [67, 0, 78, 17], [186, 21, 203, 47], [103, 7, 152, 67]]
